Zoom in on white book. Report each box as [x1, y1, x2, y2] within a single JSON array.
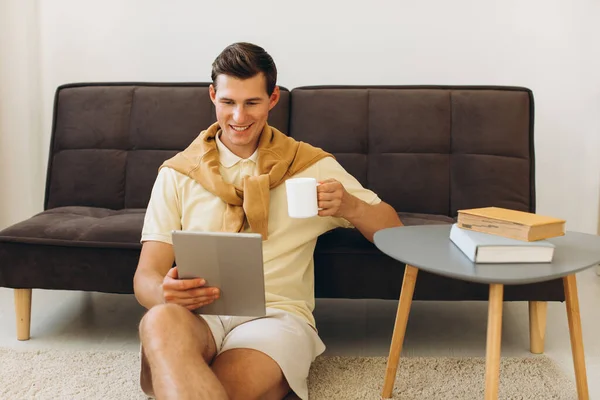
[[449, 224, 554, 263]]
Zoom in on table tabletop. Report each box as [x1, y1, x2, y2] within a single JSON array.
[[373, 224, 600, 284]]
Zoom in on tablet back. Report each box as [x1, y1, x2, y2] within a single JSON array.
[[171, 230, 266, 317]]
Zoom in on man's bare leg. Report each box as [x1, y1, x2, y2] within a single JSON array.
[[211, 348, 291, 400], [139, 303, 227, 400]]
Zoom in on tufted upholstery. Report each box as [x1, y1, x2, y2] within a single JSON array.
[[289, 87, 533, 216], [45, 83, 290, 210]]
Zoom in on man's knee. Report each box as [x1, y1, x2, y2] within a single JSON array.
[[139, 303, 217, 363], [139, 303, 188, 341]]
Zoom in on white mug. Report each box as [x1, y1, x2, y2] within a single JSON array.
[[285, 177, 319, 218]]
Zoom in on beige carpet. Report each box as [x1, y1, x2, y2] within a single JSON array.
[[0, 348, 576, 399]]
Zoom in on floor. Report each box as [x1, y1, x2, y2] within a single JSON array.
[[1, 268, 599, 397]]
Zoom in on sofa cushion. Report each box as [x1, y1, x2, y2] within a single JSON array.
[[0, 207, 144, 249], [289, 86, 534, 218], [0, 206, 145, 293], [0, 208, 564, 301], [45, 84, 291, 211], [0, 208, 452, 250]]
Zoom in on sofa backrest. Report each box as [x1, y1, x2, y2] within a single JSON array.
[[44, 83, 290, 210], [45, 83, 534, 217], [288, 86, 535, 216]]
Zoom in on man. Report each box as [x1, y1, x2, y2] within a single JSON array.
[[134, 42, 403, 400]]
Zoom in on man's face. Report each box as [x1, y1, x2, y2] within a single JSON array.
[[209, 73, 279, 158]]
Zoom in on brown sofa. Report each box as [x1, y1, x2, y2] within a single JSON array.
[[0, 83, 561, 348]]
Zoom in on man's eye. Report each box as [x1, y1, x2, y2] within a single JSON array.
[[247, 102, 258, 106]]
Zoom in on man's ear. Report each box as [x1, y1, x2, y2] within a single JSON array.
[[268, 86, 280, 111], [209, 84, 217, 104]]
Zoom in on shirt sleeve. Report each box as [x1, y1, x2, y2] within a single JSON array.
[[317, 156, 382, 229], [141, 167, 183, 245]]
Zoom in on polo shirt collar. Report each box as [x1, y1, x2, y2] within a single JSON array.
[[216, 132, 258, 167]]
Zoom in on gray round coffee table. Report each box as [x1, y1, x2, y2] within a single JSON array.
[[373, 224, 600, 400]]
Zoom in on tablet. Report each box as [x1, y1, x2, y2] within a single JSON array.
[[171, 230, 266, 317]]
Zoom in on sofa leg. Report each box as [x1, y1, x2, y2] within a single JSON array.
[[528, 301, 547, 354], [14, 289, 32, 341]]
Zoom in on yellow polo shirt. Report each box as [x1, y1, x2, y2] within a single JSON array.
[[141, 133, 381, 327]]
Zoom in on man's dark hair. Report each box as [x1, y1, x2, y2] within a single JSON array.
[[211, 42, 277, 96]]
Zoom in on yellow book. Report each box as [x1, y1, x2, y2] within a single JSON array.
[[457, 207, 566, 242]]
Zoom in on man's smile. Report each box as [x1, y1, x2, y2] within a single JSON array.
[[230, 124, 253, 132]]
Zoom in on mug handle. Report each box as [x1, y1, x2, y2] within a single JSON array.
[[316, 182, 323, 211]]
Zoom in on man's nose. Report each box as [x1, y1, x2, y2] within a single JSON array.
[[232, 106, 247, 123]]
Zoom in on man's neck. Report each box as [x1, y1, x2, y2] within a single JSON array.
[[218, 133, 259, 160], [229, 145, 257, 160]]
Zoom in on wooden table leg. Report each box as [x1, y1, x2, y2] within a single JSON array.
[[563, 274, 589, 400], [381, 265, 418, 399], [485, 284, 504, 400], [528, 301, 547, 354], [14, 289, 32, 341]]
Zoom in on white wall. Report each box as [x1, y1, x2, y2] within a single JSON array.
[[8, 0, 600, 232], [0, 0, 43, 229]]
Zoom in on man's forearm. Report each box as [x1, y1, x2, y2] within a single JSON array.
[[134, 269, 166, 310], [345, 198, 403, 242], [134, 241, 175, 310]]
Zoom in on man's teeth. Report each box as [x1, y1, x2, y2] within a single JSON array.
[[231, 125, 250, 132]]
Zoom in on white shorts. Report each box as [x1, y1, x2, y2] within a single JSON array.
[[201, 308, 326, 400]]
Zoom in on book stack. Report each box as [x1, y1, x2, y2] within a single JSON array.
[[450, 207, 566, 264]]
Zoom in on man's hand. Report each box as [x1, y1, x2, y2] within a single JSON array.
[[316, 178, 403, 242], [162, 266, 220, 311], [317, 178, 360, 219]]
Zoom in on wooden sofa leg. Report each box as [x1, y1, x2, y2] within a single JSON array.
[[14, 289, 32, 341], [529, 301, 547, 354]]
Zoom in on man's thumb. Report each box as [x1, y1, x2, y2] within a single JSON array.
[[167, 266, 178, 279]]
